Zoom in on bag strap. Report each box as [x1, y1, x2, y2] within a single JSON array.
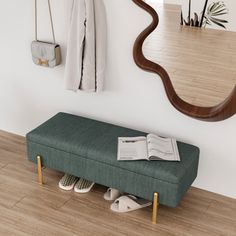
[[35, 0, 56, 44]]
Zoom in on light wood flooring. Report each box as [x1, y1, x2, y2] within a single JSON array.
[[0, 130, 236, 236], [144, 3, 236, 107]]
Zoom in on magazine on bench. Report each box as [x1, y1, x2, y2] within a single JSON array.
[[117, 134, 180, 161]]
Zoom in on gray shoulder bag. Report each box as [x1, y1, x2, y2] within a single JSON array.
[[31, 0, 61, 68]]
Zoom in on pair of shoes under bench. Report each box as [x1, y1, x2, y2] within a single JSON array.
[[103, 188, 151, 213], [59, 174, 94, 193]]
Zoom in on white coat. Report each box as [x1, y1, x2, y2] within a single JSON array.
[[65, 0, 107, 92]]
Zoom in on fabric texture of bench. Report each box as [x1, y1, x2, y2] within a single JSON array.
[[26, 112, 199, 207]]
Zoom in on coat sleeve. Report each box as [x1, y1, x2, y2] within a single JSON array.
[[94, 0, 107, 92], [65, 0, 86, 91], [80, 0, 96, 92]]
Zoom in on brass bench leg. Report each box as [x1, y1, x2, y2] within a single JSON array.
[[37, 156, 43, 185], [152, 192, 159, 224]]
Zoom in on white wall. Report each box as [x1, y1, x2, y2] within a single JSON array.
[[0, 0, 236, 199], [164, 0, 180, 4]]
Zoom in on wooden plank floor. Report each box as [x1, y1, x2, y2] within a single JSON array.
[[0, 130, 236, 236]]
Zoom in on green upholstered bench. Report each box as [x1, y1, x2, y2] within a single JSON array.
[[26, 112, 199, 223]]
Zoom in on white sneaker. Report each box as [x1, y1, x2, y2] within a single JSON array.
[[58, 174, 79, 191], [74, 178, 95, 193]]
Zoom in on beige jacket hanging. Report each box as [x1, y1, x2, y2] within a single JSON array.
[[65, 0, 107, 92]]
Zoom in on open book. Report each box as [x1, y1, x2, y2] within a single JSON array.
[[117, 134, 180, 162]]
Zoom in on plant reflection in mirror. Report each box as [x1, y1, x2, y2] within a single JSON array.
[[181, 0, 228, 29], [203, 1, 228, 29]]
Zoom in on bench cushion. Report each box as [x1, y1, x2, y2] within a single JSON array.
[[26, 112, 199, 207]]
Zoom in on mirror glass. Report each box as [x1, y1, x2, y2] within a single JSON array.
[[143, 1, 236, 107]]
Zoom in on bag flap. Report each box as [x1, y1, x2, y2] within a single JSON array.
[[31, 41, 58, 61]]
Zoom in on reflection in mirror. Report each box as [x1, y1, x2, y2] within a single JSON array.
[[180, 0, 236, 31], [143, 1, 236, 107], [181, 0, 229, 29]]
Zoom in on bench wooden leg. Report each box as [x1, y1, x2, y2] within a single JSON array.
[[37, 156, 43, 185], [152, 192, 159, 224]]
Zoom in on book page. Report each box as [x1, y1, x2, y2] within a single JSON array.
[[147, 134, 173, 153], [117, 136, 148, 161], [147, 134, 180, 161]]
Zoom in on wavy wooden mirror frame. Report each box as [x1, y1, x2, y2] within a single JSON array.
[[132, 0, 236, 122]]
